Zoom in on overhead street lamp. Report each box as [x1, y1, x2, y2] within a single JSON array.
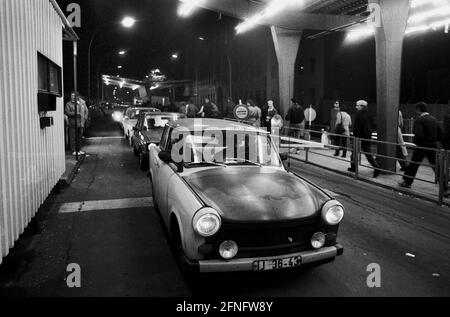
[[87, 16, 136, 106], [121, 16, 136, 28]]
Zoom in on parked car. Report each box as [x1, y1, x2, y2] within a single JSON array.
[[123, 107, 159, 145], [149, 118, 344, 274], [131, 112, 185, 170]]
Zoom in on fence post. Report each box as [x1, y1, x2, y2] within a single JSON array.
[[353, 137, 360, 180], [438, 149, 446, 206]]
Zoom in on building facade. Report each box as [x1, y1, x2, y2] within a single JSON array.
[[0, 0, 76, 264]]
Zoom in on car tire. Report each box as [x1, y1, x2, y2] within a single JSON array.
[[139, 152, 149, 171], [170, 218, 194, 277], [151, 177, 160, 214], [133, 143, 139, 157]]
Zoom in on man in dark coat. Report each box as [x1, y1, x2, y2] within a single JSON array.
[[400, 102, 440, 188], [349, 100, 381, 178], [285, 98, 305, 139]]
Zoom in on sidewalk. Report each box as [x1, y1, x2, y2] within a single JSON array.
[[287, 147, 449, 206], [60, 152, 86, 187]]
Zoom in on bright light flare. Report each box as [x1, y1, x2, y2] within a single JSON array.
[[178, 0, 203, 18], [408, 5, 450, 23], [121, 17, 136, 28], [345, 26, 375, 42], [235, 0, 305, 34]]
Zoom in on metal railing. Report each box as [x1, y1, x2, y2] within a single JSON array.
[[279, 127, 448, 206]]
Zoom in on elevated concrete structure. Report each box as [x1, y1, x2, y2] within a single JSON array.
[[372, 0, 411, 170], [187, 0, 414, 169], [271, 27, 303, 116]]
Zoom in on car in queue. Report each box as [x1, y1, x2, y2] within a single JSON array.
[[123, 107, 159, 145], [112, 105, 129, 128], [131, 112, 185, 170], [148, 118, 345, 274]]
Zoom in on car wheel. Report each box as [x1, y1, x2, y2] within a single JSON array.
[[133, 144, 139, 157], [139, 152, 149, 171], [151, 177, 159, 213], [170, 218, 194, 276]]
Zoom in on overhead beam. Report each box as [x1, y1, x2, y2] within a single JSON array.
[[193, 0, 366, 31]]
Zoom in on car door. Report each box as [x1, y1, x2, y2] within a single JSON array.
[[152, 126, 176, 221], [131, 115, 143, 149]]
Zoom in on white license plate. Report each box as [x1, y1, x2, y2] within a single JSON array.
[[253, 256, 302, 271]]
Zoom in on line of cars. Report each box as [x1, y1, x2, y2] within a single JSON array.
[[119, 108, 345, 274]]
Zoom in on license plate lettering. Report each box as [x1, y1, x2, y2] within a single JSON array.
[[253, 256, 302, 271]]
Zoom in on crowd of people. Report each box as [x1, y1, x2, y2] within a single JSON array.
[[66, 91, 450, 194], [329, 99, 449, 194]]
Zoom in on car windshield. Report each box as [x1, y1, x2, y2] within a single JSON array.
[[169, 129, 282, 168], [146, 114, 185, 130]]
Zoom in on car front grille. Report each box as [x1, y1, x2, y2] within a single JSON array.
[[206, 216, 326, 258]]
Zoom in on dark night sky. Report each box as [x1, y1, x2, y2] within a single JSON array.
[[57, 0, 217, 97], [56, 0, 450, 104]]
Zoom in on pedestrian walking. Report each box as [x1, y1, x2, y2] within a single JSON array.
[[349, 100, 381, 178], [334, 104, 352, 158], [265, 100, 278, 132], [246, 99, 262, 128], [178, 101, 187, 115], [65, 92, 88, 156], [198, 98, 214, 118], [225, 97, 236, 118], [285, 98, 305, 139], [186, 100, 199, 118], [397, 110, 409, 171], [442, 111, 450, 195], [399, 102, 441, 188], [330, 101, 340, 146]]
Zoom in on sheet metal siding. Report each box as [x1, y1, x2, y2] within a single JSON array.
[[0, 0, 65, 264]]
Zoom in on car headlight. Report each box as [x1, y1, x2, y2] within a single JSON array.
[[219, 241, 238, 260], [321, 200, 344, 225], [311, 232, 326, 249], [193, 208, 222, 237]]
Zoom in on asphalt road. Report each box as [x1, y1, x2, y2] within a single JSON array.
[[2, 113, 450, 297]]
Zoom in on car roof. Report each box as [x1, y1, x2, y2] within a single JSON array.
[[168, 118, 268, 133], [128, 107, 159, 112], [144, 112, 184, 117]]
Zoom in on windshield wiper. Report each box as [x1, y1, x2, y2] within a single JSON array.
[[186, 161, 227, 168], [225, 158, 262, 167]]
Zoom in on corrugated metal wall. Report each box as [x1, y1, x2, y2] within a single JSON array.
[[0, 0, 65, 264]]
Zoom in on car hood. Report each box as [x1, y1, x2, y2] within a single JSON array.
[[183, 167, 330, 223], [143, 128, 164, 144]]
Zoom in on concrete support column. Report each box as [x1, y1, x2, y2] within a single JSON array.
[[271, 26, 302, 116], [372, 0, 411, 171]]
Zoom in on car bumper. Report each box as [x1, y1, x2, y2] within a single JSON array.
[[190, 244, 343, 273]]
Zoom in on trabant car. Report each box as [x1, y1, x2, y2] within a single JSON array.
[[122, 107, 159, 145], [131, 112, 185, 170], [148, 119, 344, 273]]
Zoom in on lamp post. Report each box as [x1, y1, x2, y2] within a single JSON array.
[[87, 17, 136, 106]]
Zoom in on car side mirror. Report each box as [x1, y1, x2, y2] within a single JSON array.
[[158, 151, 184, 172], [158, 151, 173, 163], [280, 152, 289, 161]]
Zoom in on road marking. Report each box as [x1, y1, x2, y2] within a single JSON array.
[[58, 197, 154, 214], [85, 136, 124, 140]]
